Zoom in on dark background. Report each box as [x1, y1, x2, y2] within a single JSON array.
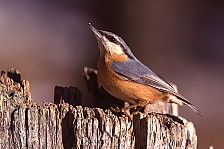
[[0, 1, 223, 148]]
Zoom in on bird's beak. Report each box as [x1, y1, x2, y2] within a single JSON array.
[[89, 23, 102, 39]]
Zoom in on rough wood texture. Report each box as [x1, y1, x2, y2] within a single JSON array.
[[0, 68, 197, 148], [54, 86, 82, 106], [133, 113, 197, 149]]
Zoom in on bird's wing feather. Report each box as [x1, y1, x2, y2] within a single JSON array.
[[112, 59, 176, 93], [112, 59, 203, 116]]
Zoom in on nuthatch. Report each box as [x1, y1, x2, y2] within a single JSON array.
[[89, 23, 202, 116]]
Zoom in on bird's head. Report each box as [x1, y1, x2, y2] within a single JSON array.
[[89, 23, 135, 60]]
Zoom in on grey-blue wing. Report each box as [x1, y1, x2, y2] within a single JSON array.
[[112, 59, 203, 116], [111, 59, 176, 92]]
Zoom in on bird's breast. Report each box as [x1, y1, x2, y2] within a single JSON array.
[[97, 57, 162, 104]]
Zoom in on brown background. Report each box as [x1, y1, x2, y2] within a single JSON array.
[[0, 1, 223, 148]]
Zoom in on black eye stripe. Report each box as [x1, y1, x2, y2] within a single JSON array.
[[108, 36, 116, 42], [98, 30, 104, 35], [99, 30, 135, 59], [105, 34, 117, 43], [99, 31, 117, 44]]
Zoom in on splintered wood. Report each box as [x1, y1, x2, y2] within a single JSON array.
[[0, 69, 197, 149]]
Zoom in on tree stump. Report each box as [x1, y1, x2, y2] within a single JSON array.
[[0, 68, 197, 149]]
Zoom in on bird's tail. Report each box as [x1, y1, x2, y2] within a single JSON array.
[[178, 96, 203, 116], [169, 91, 203, 116]]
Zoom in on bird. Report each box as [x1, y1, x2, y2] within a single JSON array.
[[89, 23, 202, 116]]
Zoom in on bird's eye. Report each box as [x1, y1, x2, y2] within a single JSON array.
[[108, 36, 116, 43], [103, 32, 117, 43]]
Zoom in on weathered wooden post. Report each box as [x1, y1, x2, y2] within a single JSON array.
[[0, 68, 197, 149]]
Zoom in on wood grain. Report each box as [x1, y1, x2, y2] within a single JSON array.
[[0, 68, 197, 149]]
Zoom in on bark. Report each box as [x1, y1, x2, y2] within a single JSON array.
[[0, 68, 197, 149]]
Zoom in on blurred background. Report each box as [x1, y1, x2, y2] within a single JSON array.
[[0, 1, 223, 148]]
